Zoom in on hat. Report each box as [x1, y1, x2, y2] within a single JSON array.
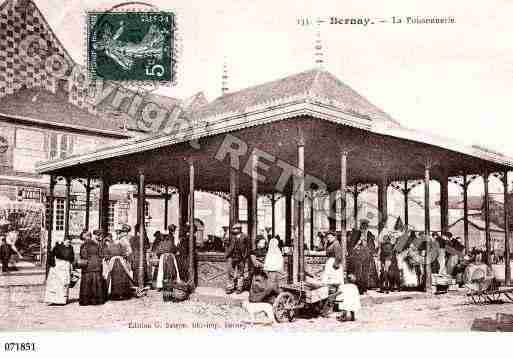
[[231, 223, 242, 230], [168, 224, 177, 231], [394, 217, 405, 232], [359, 218, 370, 226], [92, 229, 103, 236]]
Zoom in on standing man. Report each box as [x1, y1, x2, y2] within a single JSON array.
[[6, 224, 22, 259], [167, 224, 177, 246], [0, 236, 11, 272], [225, 223, 249, 294]]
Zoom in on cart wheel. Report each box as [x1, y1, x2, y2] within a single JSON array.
[[504, 292, 513, 303], [486, 291, 501, 303], [273, 292, 296, 323], [470, 292, 485, 305]]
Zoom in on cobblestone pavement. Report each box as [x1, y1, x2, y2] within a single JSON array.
[[1, 285, 512, 331]]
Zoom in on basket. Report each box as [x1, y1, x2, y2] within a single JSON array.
[[164, 280, 190, 302], [162, 255, 190, 302]]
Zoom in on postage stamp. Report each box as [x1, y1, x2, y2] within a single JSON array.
[[87, 11, 176, 83]]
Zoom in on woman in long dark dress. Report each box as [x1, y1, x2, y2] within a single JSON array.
[[79, 232, 106, 306], [104, 236, 133, 300]]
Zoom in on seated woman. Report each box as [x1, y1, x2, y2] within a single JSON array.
[[44, 236, 75, 305], [104, 235, 134, 300], [245, 267, 280, 324]]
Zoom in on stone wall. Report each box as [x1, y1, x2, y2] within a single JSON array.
[[197, 252, 327, 288]]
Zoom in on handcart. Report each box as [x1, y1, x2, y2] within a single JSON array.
[[465, 269, 513, 304], [272, 281, 340, 323]]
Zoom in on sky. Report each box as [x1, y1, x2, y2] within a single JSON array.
[[34, 0, 513, 193]]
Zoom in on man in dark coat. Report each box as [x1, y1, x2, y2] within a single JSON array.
[[225, 223, 250, 294], [379, 235, 400, 293], [348, 219, 378, 294], [0, 236, 11, 272]]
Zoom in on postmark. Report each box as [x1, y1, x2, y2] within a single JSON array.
[[87, 10, 176, 83]]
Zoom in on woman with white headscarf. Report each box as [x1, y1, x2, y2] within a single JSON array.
[[263, 237, 283, 290], [323, 231, 361, 322]]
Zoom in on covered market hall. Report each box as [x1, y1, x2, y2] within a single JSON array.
[[36, 69, 513, 292]]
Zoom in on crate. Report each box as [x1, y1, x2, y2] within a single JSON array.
[[305, 286, 329, 304]]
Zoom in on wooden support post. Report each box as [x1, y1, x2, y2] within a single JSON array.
[[45, 176, 56, 278], [404, 180, 409, 229], [250, 154, 258, 250], [84, 178, 91, 230], [285, 191, 293, 283], [503, 171, 511, 286], [229, 168, 238, 243], [164, 186, 169, 229], [440, 174, 449, 233], [328, 191, 337, 231], [137, 170, 145, 288], [484, 170, 491, 265], [188, 159, 197, 287], [424, 164, 432, 292], [285, 191, 292, 244], [463, 175, 469, 254], [99, 177, 110, 233], [64, 177, 71, 239], [297, 138, 305, 283], [378, 176, 388, 235], [339, 151, 348, 273], [247, 193, 254, 244], [271, 193, 276, 237], [179, 183, 189, 235], [353, 184, 358, 228], [310, 194, 315, 250]]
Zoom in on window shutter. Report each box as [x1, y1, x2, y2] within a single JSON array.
[[60, 135, 68, 159], [49, 133, 58, 159]]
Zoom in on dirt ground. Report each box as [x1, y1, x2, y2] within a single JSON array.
[[1, 285, 512, 332]]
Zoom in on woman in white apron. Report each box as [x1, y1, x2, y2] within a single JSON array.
[[44, 237, 75, 305], [322, 232, 361, 322]]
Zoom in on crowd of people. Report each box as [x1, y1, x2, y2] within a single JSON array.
[[40, 214, 498, 327], [44, 223, 192, 306]]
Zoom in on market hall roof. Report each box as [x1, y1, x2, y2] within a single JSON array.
[[190, 68, 401, 128], [36, 66, 513, 193], [0, 88, 127, 137]]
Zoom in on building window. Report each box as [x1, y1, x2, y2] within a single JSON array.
[[55, 198, 65, 231], [108, 201, 115, 233], [144, 200, 151, 225], [48, 133, 74, 160], [49, 133, 58, 159]]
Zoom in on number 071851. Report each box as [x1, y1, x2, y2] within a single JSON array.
[[4, 342, 36, 351]]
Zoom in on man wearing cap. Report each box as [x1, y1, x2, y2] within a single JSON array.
[[116, 224, 133, 257], [225, 223, 249, 294]]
